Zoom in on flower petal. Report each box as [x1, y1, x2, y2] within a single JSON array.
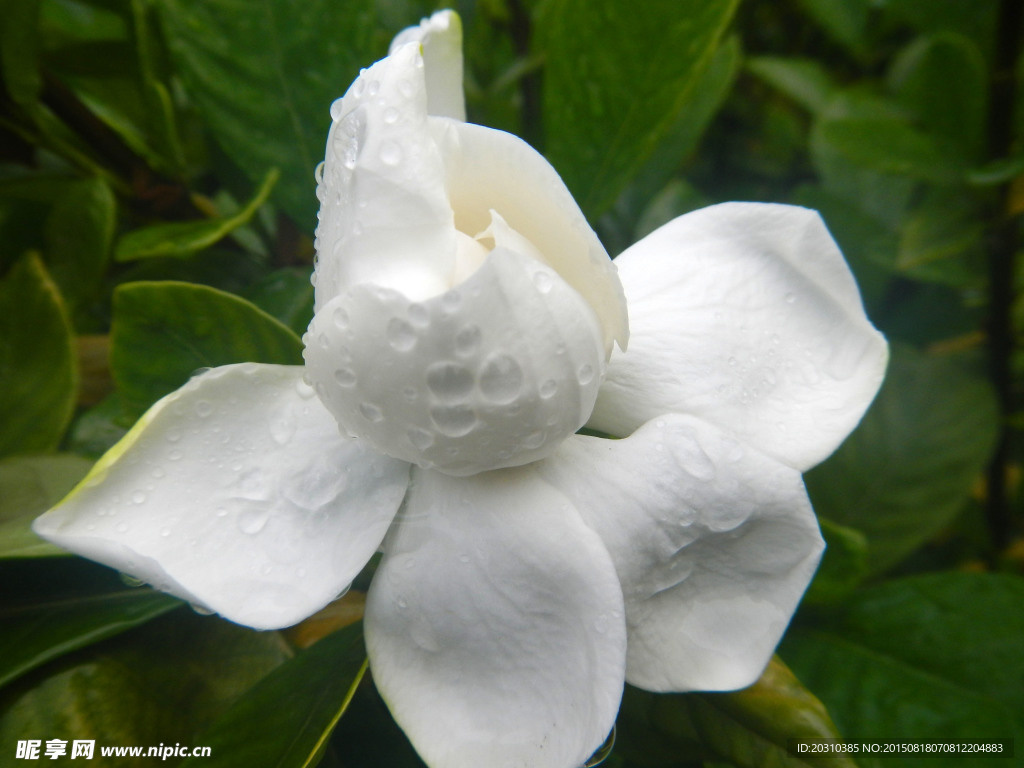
[[588, 203, 888, 471], [33, 364, 409, 630], [315, 43, 455, 304], [389, 10, 466, 121], [429, 117, 629, 356], [305, 246, 606, 475], [365, 466, 626, 768], [538, 414, 824, 691]]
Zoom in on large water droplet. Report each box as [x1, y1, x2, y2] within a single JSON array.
[[479, 353, 523, 404], [426, 361, 474, 402], [238, 508, 269, 535], [333, 367, 357, 388], [359, 402, 384, 422], [430, 405, 477, 437], [386, 318, 417, 351]]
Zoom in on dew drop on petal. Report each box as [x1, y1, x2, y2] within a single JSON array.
[[379, 141, 402, 166], [441, 290, 461, 313], [270, 416, 297, 445], [359, 402, 384, 422], [130, 490, 147, 505], [539, 379, 558, 399], [333, 367, 357, 387], [383, 107, 400, 124], [408, 303, 429, 328], [426, 362, 474, 402], [332, 306, 350, 329], [386, 318, 417, 351], [169, 449, 183, 461], [408, 428, 435, 450], [577, 364, 595, 385], [479, 353, 523, 404], [785, 292, 796, 304], [238, 508, 269, 535], [167, 428, 182, 443], [430, 405, 477, 437], [533, 271, 553, 293], [454, 325, 481, 357]]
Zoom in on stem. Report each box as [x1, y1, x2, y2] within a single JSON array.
[[985, 0, 1023, 553]]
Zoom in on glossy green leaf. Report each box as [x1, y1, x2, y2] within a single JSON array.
[[45, 176, 117, 315], [242, 267, 315, 337], [0, 559, 180, 688], [895, 188, 986, 287], [0, 454, 92, 558], [747, 56, 839, 115], [783, 573, 1024, 766], [157, 0, 379, 227], [803, 517, 869, 606], [818, 117, 966, 184], [183, 622, 367, 768], [618, 657, 855, 768], [888, 34, 987, 160], [0, 254, 78, 458], [538, 0, 739, 217], [115, 168, 278, 261], [805, 344, 999, 573], [0, 608, 291, 756], [110, 281, 303, 417]]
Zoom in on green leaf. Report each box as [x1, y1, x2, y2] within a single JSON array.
[[110, 281, 304, 417], [0, 0, 42, 109], [538, 0, 739, 218], [115, 168, 278, 261], [0, 254, 78, 458], [747, 56, 839, 115], [157, 0, 379, 227], [895, 188, 986, 287], [805, 344, 999, 573], [618, 657, 855, 768], [0, 559, 180, 688], [45, 176, 117, 316], [803, 517, 869, 606], [242, 267, 315, 337], [0, 454, 92, 558], [783, 573, 1024, 766], [794, 0, 872, 60], [818, 117, 967, 184], [0, 608, 292, 755], [183, 623, 367, 768]]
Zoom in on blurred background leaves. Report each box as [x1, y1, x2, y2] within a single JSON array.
[[1, 0, 1022, 766]]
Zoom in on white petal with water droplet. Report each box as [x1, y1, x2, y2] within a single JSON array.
[[588, 203, 888, 471], [305, 248, 605, 475], [389, 10, 465, 121], [538, 413, 823, 691], [366, 466, 625, 768], [34, 364, 410, 629]]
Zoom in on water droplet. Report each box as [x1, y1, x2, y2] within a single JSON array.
[[426, 361, 474, 402], [430, 405, 477, 437], [317, 333, 330, 350], [441, 290, 461, 313], [396, 596, 409, 609], [785, 292, 796, 304], [523, 430, 546, 449], [479, 353, 523, 404], [329, 97, 345, 121], [402, 386, 418, 401], [359, 402, 383, 422], [379, 141, 402, 166], [119, 573, 145, 588], [168, 449, 183, 461], [383, 106, 400, 124], [130, 490, 147, 505], [159, 527, 171, 538], [539, 379, 558, 399], [397, 79, 414, 98], [333, 367, 357, 387], [408, 428, 435, 450], [727, 356, 738, 367], [577, 364, 595, 385], [215, 507, 228, 518], [115, 522, 129, 533], [458, 552, 470, 563], [190, 603, 215, 616], [533, 271, 553, 293], [332, 306, 349, 329], [454, 325, 481, 356], [296, 377, 316, 399], [270, 416, 297, 445], [238, 508, 269, 535], [167, 428, 182, 443], [408, 303, 429, 327], [367, 80, 380, 97], [151, 467, 165, 479], [386, 318, 417, 351], [314, 161, 325, 184]]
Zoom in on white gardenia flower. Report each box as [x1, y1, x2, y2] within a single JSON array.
[[34, 11, 888, 768]]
